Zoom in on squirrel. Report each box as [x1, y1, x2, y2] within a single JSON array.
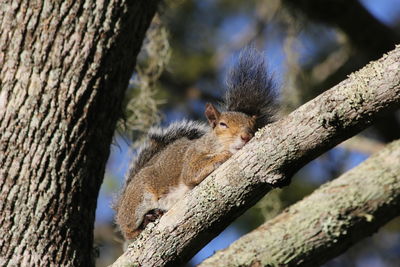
[[114, 47, 278, 240]]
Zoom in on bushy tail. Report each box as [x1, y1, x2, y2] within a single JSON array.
[[120, 47, 277, 192], [225, 46, 278, 129]]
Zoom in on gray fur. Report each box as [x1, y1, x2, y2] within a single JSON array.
[[149, 120, 209, 145], [125, 120, 209, 184], [120, 46, 277, 192], [114, 47, 279, 235], [225, 46, 278, 129]]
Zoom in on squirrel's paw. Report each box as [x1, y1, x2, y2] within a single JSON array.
[[140, 209, 165, 229]]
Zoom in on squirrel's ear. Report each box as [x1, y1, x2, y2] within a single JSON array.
[[205, 103, 220, 128]]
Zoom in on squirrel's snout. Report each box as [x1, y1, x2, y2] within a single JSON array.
[[241, 133, 252, 143]]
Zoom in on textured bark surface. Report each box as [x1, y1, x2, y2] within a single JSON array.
[[0, 0, 158, 266], [112, 46, 400, 267], [200, 139, 400, 267], [283, 0, 400, 142]]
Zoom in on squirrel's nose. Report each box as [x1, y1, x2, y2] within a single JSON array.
[[241, 134, 251, 143]]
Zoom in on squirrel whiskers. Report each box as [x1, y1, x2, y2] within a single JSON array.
[[114, 47, 278, 240]]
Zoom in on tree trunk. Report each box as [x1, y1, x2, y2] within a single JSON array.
[[111, 45, 400, 267], [200, 139, 400, 267], [0, 0, 158, 266]]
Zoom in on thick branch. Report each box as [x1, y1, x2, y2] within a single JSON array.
[[283, 0, 400, 142], [112, 46, 400, 267], [200, 139, 400, 266]]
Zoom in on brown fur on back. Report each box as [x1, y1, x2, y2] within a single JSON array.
[[115, 110, 256, 240], [115, 46, 278, 240]]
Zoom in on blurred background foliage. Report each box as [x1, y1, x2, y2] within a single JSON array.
[[95, 0, 400, 266]]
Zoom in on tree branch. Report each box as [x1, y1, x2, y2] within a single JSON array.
[[111, 45, 400, 267], [283, 0, 400, 143], [200, 139, 400, 266]]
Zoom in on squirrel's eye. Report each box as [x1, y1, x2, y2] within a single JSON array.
[[219, 122, 228, 128]]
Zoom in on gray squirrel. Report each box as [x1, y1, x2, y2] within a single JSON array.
[[114, 47, 278, 240]]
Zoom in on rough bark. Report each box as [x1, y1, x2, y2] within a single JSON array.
[[283, 0, 400, 142], [111, 45, 400, 267], [200, 139, 400, 267], [0, 0, 158, 266]]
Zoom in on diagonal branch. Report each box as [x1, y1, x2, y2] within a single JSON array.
[[200, 139, 400, 266], [112, 45, 400, 267], [283, 0, 400, 142]]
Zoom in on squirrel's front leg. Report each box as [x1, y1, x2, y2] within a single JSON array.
[[184, 151, 232, 187]]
